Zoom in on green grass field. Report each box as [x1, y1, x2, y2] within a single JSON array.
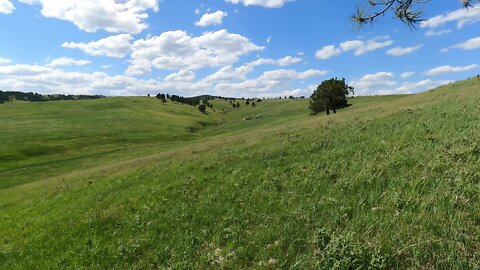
[[1, 78, 479, 269]]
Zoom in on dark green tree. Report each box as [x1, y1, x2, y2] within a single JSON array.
[[198, 104, 207, 113], [309, 78, 354, 115], [156, 93, 167, 103], [353, 0, 479, 27]]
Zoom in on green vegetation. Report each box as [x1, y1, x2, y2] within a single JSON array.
[[1, 78, 479, 269], [309, 78, 354, 115]]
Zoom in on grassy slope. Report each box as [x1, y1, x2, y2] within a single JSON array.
[[0, 97, 224, 189], [1, 79, 479, 269]]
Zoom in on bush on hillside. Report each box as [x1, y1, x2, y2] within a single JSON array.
[[198, 104, 207, 113]]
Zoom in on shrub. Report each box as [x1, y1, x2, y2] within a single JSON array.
[[198, 104, 207, 113]]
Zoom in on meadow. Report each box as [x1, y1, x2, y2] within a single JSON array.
[[0, 78, 479, 269]]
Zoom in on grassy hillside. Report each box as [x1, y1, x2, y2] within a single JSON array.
[[1, 78, 479, 269]]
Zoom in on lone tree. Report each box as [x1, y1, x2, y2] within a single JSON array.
[[309, 78, 354, 115], [198, 104, 207, 113], [353, 0, 479, 27]]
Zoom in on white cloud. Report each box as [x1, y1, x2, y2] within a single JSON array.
[[391, 79, 453, 94], [425, 29, 452, 36], [0, 64, 52, 75], [400, 72, 415, 79], [202, 56, 304, 83], [225, 0, 294, 8], [425, 64, 478, 76], [351, 71, 452, 95], [351, 72, 396, 95], [386, 45, 423, 56], [62, 34, 133, 58], [421, 4, 480, 29], [0, 61, 326, 98], [212, 68, 325, 96], [18, 0, 159, 34], [340, 37, 393, 55], [126, 29, 264, 75], [196, 10, 228, 27], [47, 57, 91, 67], [443, 36, 480, 52], [0, 0, 14, 14], [165, 70, 196, 82], [0, 57, 12, 65], [277, 56, 302, 66], [315, 45, 342, 60], [316, 36, 393, 60]]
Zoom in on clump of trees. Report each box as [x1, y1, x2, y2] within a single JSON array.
[[0, 90, 104, 104], [156, 93, 167, 103], [309, 78, 354, 115]]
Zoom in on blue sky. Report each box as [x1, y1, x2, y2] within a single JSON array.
[[0, 0, 479, 97]]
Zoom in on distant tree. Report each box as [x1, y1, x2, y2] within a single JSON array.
[[198, 104, 207, 113], [288, 95, 294, 99], [236, 102, 240, 108], [309, 78, 354, 115], [246, 99, 250, 105], [232, 103, 236, 108], [147, 94, 151, 97], [257, 99, 262, 102], [353, 0, 479, 27], [251, 102, 256, 107], [156, 93, 167, 103]]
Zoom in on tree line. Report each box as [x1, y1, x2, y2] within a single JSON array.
[[0, 90, 104, 104]]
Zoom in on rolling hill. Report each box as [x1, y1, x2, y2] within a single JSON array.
[[1, 78, 479, 269]]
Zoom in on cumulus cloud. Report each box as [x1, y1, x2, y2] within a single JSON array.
[[0, 64, 52, 76], [196, 10, 228, 27], [0, 57, 12, 65], [47, 57, 91, 67], [400, 72, 415, 79], [0, 61, 325, 98], [425, 29, 452, 37], [18, 0, 159, 34], [62, 34, 133, 58], [350, 72, 396, 95], [390, 79, 453, 95], [340, 37, 393, 55], [425, 64, 478, 76], [212, 68, 326, 96], [315, 45, 342, 60], [316, 36, 393, 60], [442, 36, 480, 52], [165, 70, 196, 82], [350, 71, 452, 95], [201, 56, 305, 83], [386, 45, 423, 56], [421, 4, 480, 29], [225, 0, 294, 8], [277, 56, 302, 66], [0, 0, 14, 14], [126, 29, 264, 75]]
